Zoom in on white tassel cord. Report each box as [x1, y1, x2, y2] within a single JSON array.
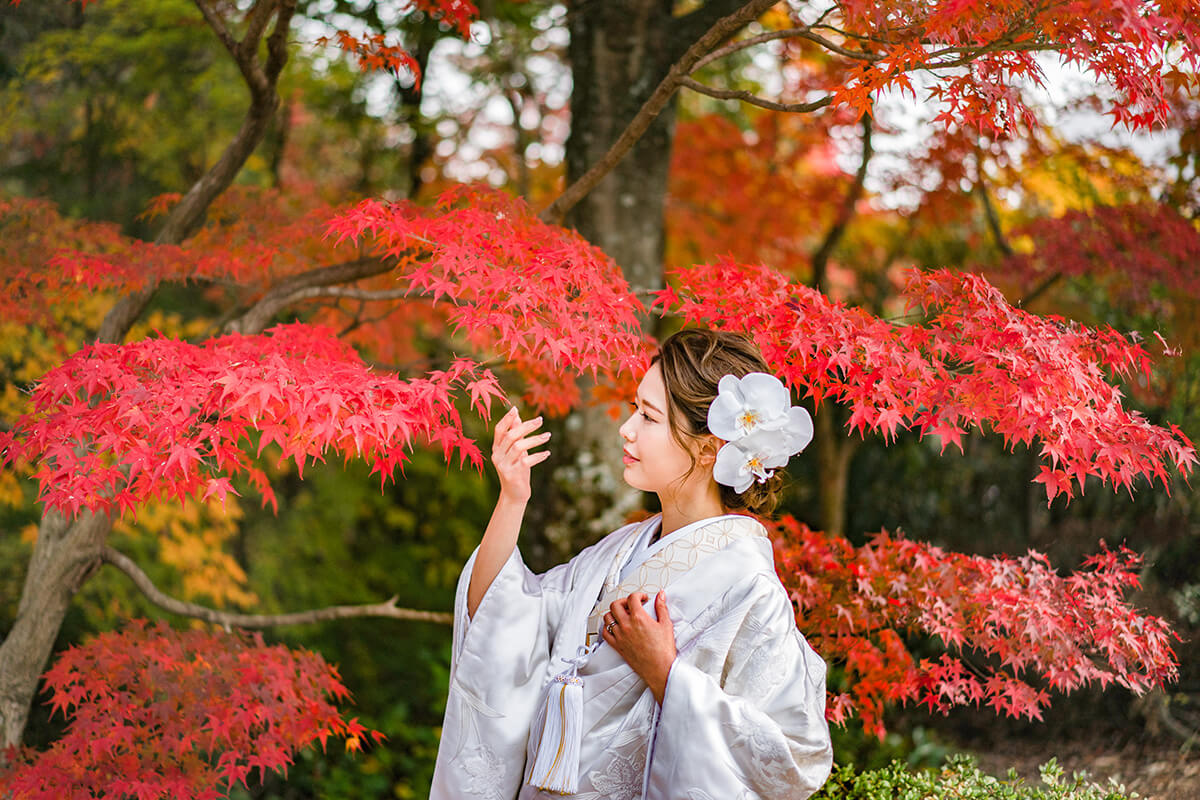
[[528, 674, 583, 793], [528, 646, 593, 794]]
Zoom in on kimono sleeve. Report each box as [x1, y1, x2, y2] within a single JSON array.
[[430, 543, 576, 800], [648, 574, 833, 800]]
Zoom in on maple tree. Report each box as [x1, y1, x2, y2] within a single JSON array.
[[3, 0, 1200, 795], [774, 517, 1178, 740]]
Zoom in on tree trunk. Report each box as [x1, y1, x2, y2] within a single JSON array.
[[523, 0, 680, 564], [814, 408, 856, 535], [0, 510, 111, 749]]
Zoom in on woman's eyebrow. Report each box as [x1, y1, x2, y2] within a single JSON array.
[[636, 394, 663, 414]]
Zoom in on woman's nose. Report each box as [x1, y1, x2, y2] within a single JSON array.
[[618, 417, 634, 441]]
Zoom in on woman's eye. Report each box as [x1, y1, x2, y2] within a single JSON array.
[[629, 400, 654, 422]]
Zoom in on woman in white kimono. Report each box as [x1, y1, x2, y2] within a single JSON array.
[[430, 329, 833, 800]]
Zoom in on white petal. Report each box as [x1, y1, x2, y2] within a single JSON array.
[[738, 373, 790, 419], [737, 429, 794, 469], [707, 390, 744, 441], [716, 373, 744, 400], [713, 442, 754, 493], [779, 406, 814, 454]]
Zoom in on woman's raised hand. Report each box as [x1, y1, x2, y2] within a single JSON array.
[[491, 406, 551, 504]]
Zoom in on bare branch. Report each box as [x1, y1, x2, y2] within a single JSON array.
[[692, 25, 881, 71], [95, 0, 297, 344], [679, 78, 834, 114], [191, 0, 237, 55], [279, 287, 419, 303], [539, 0, 780, 226], [224, 257, 396, 335], [976, 178, 1013, 258], [811, 113, 874, 292], [264, 0, 294, 81], [101, 546, 453, 627], [1018, 271, 1063, 308], [241, 0, 277, 65]]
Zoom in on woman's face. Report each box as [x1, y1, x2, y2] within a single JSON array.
[[618, 363, 700, 495]]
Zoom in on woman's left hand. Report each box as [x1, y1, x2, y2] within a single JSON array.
[[601, 590, 677, 705]]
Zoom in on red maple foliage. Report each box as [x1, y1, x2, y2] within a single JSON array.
[[6, 0, 1200, 794], [825, 0, 1199, 133], [0, 620, 380, 799], [322, 187, 649, 413], [0, 323, 504, 518], [656, 258, 1196, 503], [773, 517, 1179, 739], [1003, 204, 1200, 304]]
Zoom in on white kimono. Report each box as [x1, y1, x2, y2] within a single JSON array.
[[430, 513, 833, 800]]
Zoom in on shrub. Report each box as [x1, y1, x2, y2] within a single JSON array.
[[811, 754, 1138, 800]]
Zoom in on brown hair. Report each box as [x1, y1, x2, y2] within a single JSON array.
[[651, 328, 785, 517]]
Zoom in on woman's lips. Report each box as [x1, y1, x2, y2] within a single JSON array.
[[622, 449, 638, 465]]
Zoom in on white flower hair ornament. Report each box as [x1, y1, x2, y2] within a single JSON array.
[[707, 372, 813, 493]]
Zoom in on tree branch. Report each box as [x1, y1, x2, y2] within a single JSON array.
[[670, 0, 762, 63], [95, 0, 297, 345], [976, 176, 1013, 258], [1018, 271, 1062, 308], [811, 113, 873, 292], [679, 77, 834, 114], [224, 257, 396, 335], [539, 0, 779, 226], [101, 546, 453, 627]]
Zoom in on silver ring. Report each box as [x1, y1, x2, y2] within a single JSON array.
[[605, 621, 617, 634]]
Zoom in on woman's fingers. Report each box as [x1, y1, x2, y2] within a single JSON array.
[[522, 450, 551, 467], [512, 431, 551, 455], [611, 597, 631, 627], [493, 406, 519, 438], [495, 415, 545, 455], [493, 410, 543, 453]]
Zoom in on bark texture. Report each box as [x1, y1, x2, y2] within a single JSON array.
[[526, 0, 766, 564], [527, 0, 681, 563], [814, 409, 856, 536], [0, 511, 110, 748]]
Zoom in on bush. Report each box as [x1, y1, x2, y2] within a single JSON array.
[[811, 755, 1138, 800]]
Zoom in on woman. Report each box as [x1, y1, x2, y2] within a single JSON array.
[[430, 329, 832, 800]]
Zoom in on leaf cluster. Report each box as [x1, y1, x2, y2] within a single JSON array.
[[812, 754, 1137, 800], [774, 516, 1179, 739], [659, 259, 1196, 504], [0, 619, 381, 799]]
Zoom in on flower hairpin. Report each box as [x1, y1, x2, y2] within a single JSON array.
[[707, 373, 813, 493]]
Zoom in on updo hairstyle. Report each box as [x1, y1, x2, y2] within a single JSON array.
[[652, 328, 785, 517]]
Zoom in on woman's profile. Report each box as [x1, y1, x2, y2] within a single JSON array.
[[430, 328, 833, 799]]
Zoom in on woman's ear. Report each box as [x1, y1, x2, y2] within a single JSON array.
[[696, 434, 722, 466]]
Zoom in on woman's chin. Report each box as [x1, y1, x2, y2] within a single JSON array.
[[621, 466, 646, 491]]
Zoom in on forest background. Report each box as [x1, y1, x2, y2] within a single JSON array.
[[2, 0, 1200, 797]]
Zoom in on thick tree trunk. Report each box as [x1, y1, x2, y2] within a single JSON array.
[[523, 0, 680, 564], [0, 510, 111, 749]]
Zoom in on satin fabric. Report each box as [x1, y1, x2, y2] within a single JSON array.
[[429, 514, 833, 800]]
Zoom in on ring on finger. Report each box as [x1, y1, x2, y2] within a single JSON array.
[[605, 621, 617, 634]]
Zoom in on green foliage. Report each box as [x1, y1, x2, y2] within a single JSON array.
[[812, 755, 1138, 800], [0, 0, 248, 229], [226, 445, 493, 796]]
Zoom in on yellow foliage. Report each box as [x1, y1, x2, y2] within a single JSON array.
[[0, 468, 26, 509], [114, 496, 259, 609], [127, 309, 211, 343]]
